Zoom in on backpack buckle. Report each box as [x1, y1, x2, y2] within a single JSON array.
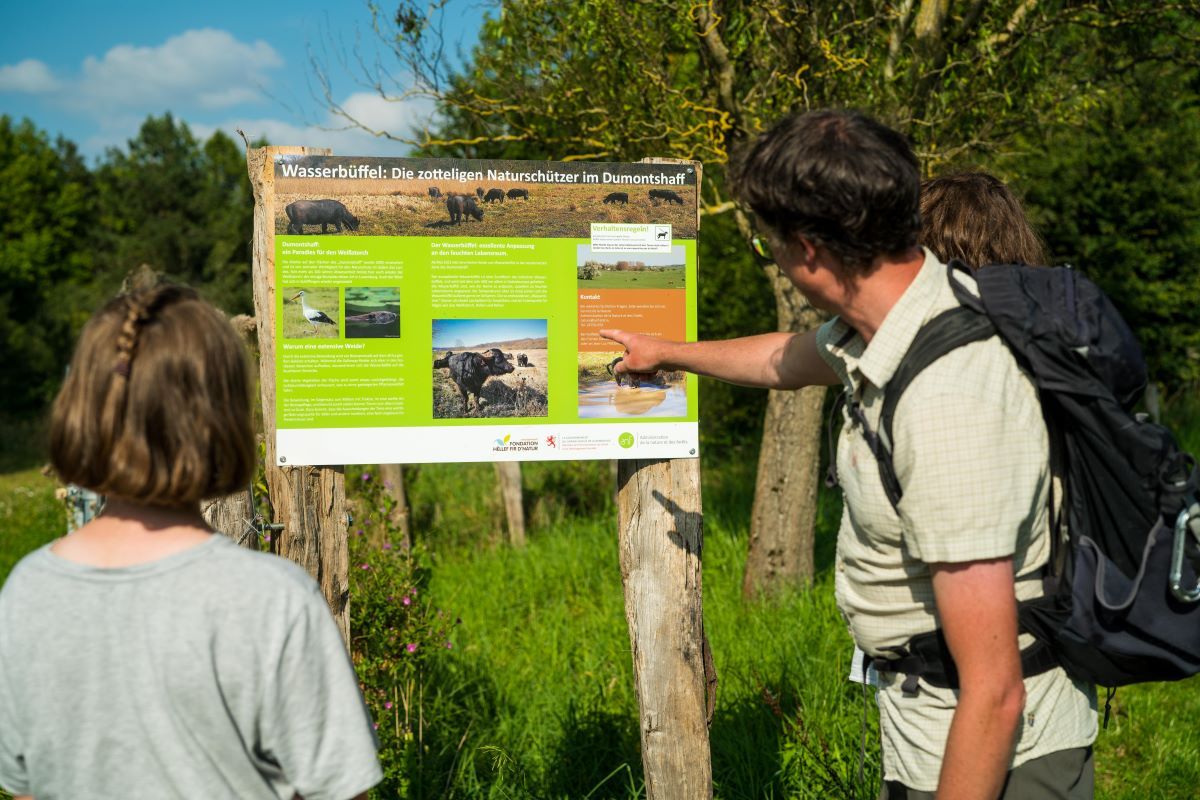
[[1169, 499, 1200, 603]]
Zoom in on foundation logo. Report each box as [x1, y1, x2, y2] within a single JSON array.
[[618, 432, 635, 449], [492, 433, 539, 453]]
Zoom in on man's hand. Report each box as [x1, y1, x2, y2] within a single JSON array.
[[597, 329, 838, 390], [598, 329, 668, 382], [932, 557, 1026, 800]]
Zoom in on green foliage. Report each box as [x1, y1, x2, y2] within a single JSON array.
[[348, 469, 461, 797], [0, 114, 260, 429], [1014, 38, 1200, 390], [0, 117, 96, 415], [93, 114, 256, 314]]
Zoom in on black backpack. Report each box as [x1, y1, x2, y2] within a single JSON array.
[[838, 261, 1200, 695]]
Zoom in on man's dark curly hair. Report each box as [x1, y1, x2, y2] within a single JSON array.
[[732, 109, 922, 274]]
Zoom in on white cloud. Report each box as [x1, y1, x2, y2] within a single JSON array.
[[61, 29, 282, 114], [194, 93, 437, 157], [0, 59, 61, 93]]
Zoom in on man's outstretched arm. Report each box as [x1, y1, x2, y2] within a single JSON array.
[[598, 329, 838, 390]]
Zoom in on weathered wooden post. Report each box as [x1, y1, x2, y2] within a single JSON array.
[[378, 463, 413, 550], [495, 462, 527, 547], [618, 458, 712, 798], [616, 157, 712, 799], [201, 490, 258, 548], [245, 145, 350, 644]]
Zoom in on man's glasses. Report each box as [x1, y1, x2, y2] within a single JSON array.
[[750, 235, 774, 266]]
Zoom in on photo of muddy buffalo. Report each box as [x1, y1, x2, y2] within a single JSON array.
[[345, 287, 400, 339], [577, 351, 686, 419], [433, 319, 548, 419]]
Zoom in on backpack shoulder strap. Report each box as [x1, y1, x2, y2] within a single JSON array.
[[869, 267, 998, 512]]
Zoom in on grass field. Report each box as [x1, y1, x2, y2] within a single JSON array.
[[276, 184, 698, 239], [2, 396, 1199, 799], [578, 266, 686, 289], [282, 286, 340, 339]]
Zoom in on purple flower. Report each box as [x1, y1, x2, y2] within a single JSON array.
[[360, 563, 371, 570], [444, 641, 453, 650], [361, 472, 372, 482], [263, 534, 271, 543], [384, 701, 393, 710], [372, 722, 379, 729], [402, 595, 412, 606], [406, 643, 418, 653], [383, 542, 392, 551]]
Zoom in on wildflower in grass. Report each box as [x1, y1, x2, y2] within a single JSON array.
[[402, 595, 412, 606], [384, 701, 393, 710], [382, 542, 392, 550], [444, 641, 453, 650], [360, 563, 371, 570], [406, 643, 418, 653], [361, 472, 372, 482]]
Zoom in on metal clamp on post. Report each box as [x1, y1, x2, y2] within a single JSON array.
[[1169, 499, 1200, 603]]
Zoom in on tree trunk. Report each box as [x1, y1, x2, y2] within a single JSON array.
[[246, 144, 350, 645], [378, 463, 412, 550], [618, 458, 712, 799], [742, 268, 828, 598], [494, 461, 526, 547]]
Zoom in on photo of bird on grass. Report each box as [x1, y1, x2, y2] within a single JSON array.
[[283, 287, 340, 338]]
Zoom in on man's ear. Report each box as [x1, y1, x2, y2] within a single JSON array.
[[794, 235, 818, 266]]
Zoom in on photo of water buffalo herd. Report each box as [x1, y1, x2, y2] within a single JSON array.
[[274, 177, 696, 239]]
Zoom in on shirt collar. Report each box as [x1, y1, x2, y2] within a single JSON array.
[[821, 248, 948, 393]]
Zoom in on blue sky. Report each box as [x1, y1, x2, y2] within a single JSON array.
[[0, 0, 487, 160], [432, 319, 548, 349]]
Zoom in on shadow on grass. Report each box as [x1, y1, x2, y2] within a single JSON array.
[[544, 701, 642, 799]]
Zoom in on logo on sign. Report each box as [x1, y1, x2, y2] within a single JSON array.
[[618, 432, 635, 449], [493, 434, 539, 453]]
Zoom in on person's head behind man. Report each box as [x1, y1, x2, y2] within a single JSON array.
[[733, 109, 922, 306]]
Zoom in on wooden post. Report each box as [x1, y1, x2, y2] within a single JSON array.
[[495, 462, 527, 547], [378, 463, 413, 550], [618, 459, 712, 798], [615, 157, 711, 798], [202, 489, 258, 548], [245, 145, 350, 645]]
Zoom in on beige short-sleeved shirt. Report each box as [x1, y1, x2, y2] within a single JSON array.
[[817, 249, 1096, 791]]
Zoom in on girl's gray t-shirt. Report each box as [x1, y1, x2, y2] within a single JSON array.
[[0, 534, 382, 799]]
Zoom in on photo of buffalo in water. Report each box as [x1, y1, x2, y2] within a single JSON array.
[[432, 319, 548, 419], [344, 287, 400, 339], [577, 351, 686, 419]]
